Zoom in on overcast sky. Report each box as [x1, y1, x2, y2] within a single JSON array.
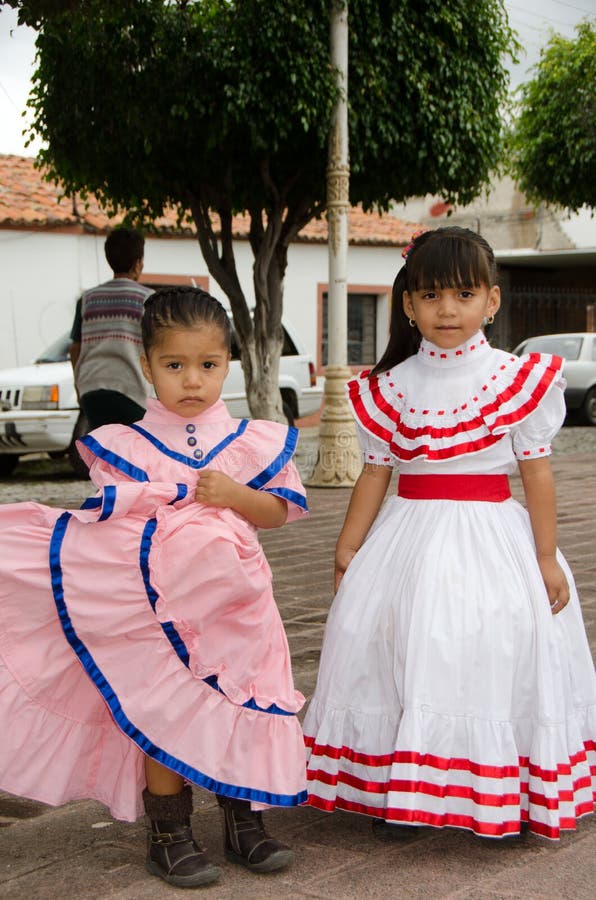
[[0, 0, 594, 157]]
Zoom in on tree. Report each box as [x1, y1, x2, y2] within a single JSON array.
[[509, 21, 596, 213], [13, 0, 516, 420]]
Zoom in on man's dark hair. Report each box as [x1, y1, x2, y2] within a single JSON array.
[[104, 228, 145, 274]]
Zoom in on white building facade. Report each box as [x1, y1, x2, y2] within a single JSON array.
[[0, 226, 399, 372]]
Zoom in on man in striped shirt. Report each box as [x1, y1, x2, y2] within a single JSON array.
[[70, 228, 154, 431]]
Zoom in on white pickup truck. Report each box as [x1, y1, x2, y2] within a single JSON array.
[[0, 320, 323, 477]]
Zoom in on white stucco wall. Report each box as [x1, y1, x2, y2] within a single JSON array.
[[0, 228, 402, 369]]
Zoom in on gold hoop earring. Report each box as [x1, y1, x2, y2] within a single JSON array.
[[486, 314, 495, 325], [408, 318, 416, 328]]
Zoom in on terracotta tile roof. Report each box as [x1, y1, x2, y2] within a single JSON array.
[[0, 154, 418, 247]]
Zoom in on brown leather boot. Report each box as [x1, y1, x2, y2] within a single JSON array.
[[217, 795, 294, 873], [143, 785, 221, 888]]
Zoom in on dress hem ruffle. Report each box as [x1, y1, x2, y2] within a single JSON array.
[[304, 704, 596, 840]]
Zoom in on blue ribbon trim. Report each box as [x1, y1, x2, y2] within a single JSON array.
[[80, 496, 102, 510], [202, 674, 295, 717], [246, 426, 298, 490], [263, 486, 308, 511], [48, 512, 305, 807], [98, 485, 116, 521], [129, 420, 248, 469], [171, 483, 188, 504], [139, 517, 190, 667], [83, 483, 187, 515], [78, 435, 149, 482]]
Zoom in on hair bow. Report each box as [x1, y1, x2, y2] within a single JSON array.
[[401, 228, 429, 259]]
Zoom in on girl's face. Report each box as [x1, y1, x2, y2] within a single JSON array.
[[403, 282, 500, 349], [141, 323, 231, 418]]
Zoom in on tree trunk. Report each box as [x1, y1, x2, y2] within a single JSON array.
[[189, 191, 286, 423], [250, 205, 286, 422]]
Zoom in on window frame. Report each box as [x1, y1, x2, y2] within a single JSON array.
[[317, 282, 391, 373]]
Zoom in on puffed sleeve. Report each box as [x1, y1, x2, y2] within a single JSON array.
[[346, 370, 398, 467], [356, 421, 396, 467], [77, 425, 149, 487], [259, 458, 308, 523], [511, 377, 567, 460], [242, 421, 308, 523]]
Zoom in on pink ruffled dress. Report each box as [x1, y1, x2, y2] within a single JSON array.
[[0, 398, 308, 821], [304, 332, 596, 839]]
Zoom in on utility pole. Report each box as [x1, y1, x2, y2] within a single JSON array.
[[308, 0, 360, 487]]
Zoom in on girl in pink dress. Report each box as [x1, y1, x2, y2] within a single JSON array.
[[304, 227, 596, 840], [0, 287, 308, 888]]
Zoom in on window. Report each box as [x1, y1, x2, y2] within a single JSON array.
[[322, 293, 378, 366], [35, 334, 72, 364]]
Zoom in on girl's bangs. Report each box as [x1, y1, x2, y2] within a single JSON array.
[[406, 238, 492, 291]]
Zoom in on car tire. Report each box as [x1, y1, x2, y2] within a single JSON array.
[[0, 454, 19, 477], [581, 387, 596, 426], [67, 411, 91, 478]]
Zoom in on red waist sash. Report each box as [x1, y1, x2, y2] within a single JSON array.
[[397, 474, 511, 502]]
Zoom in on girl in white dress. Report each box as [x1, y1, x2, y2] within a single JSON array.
[[303, 227, 596, 840]]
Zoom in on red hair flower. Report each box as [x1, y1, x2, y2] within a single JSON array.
[[401, 228, 430, 259]]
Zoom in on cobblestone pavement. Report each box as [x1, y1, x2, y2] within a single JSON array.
[[0, 429, 595, 899]]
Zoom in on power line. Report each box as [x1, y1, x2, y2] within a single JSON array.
[[0, 79, 20, 112], [508, 3, 585, 28], [550, 1, 596, 16], [509, 15, 559, 35]]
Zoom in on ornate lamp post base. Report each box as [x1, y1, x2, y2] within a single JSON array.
[[306, 365, 361, 487]]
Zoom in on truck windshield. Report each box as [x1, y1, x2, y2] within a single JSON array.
[[35, 334, 71, 364], [522, 336, 583, 360]]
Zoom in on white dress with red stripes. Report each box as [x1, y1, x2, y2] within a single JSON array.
[[303, 332, 596, 839]]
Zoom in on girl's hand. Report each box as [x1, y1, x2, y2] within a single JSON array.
[[538, 554, 570, 615], [195, 470, 287, 528], [195, 470, 239, 509], [334, 545, 358, 593]]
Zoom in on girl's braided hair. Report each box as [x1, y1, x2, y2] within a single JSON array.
[[142, 286, 231, 354]]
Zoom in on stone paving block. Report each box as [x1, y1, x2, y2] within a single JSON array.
[[0, 436, 594, 898], [295, 818, 596, 900]]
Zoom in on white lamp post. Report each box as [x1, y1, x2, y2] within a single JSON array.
[[308, 0, 360, 487]]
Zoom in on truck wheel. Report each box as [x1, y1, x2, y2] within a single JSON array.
[[0, 454, 19, 477], [67, 412, 90, 478], [581, 387, 596, 426]]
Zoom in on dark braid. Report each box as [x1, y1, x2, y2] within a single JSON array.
[[371, 226, 498, 376], [142, 286, 231, 354]]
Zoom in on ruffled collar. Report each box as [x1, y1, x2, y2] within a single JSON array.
[[347, 349, 564, 462], [418, 331, 490, 368], [143, 397, 233, 426]]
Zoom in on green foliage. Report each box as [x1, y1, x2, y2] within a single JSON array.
[[25, 0, 516, 219], [27, 0, 338, 220], [19, 0, 517, 417], [509, 21, 596, 212], [349, 0, 517, 208], [2, 0, 82, 28]]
